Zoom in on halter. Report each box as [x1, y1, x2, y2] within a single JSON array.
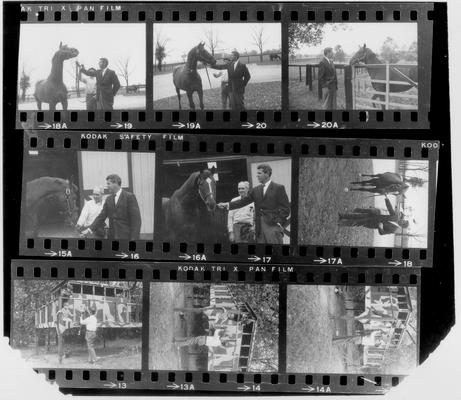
[[197, 176, 214, 203], [61, 183, 75, 220]]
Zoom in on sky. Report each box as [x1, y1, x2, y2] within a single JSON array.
[[154, 23, 281, 64], [18, 23, 146, 91], [293, 23, 417, 56]]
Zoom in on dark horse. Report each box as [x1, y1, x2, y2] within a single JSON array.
[[162, 170, 217, 242], [172, 42, 216, 110], [269, 53, 281, 61], [34, 42, 79, 110], [349, 44, 418, 109], [24, 177, 79, 236], [346, 172, 425, 197]]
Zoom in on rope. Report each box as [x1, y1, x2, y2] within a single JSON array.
[[204, 65, 213, 90]]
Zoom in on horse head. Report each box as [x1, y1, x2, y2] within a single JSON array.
[[195, 42, 217, 66], [56, 42, 79, 61], [197, 169, 217, 211], [52, 178, 79, 226], [349, 44, 375, 65]]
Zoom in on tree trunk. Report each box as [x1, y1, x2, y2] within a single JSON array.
[[259, 52, 263, 62]]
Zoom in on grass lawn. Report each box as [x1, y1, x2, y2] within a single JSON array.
[[298, 158, 375, 246], [153, 81, 281, 110]]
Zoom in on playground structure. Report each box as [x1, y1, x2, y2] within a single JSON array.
[[34, 281, 142, 336], [206, 285, 258, 372], [289, 63, 417, 109], [361, 286, 414, 368]]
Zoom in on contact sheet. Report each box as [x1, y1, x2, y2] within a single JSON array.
[[2, 0, 453, 396], [19, 131, 438, 267], [12, 2, 435, 129], [10, 259, 420, 394]]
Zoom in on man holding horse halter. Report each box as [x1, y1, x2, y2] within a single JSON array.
[[218, 164, 290, 244], [211, 50, 251, 110], [227, 181, 255, 243], [318, 47, 338, 109], [82, 174, 141, 240], [80, 58, 120, 110]]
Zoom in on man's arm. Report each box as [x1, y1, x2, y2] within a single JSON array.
[[128, 194, 142, 240], [318, 61, 325, 86], [384, 197, 396, 216], [242, 65, 251, 86], [112, 72, 121, 96], [76, 202, 89, 228], [227, 208, 235, 233], [228, 191, 254, 211], [210, 63, 229, 71], [276, 185, 291, 224], [89, 201, 109, 232], [81, 67, 97, 77]]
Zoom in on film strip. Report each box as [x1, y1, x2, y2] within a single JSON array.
[[9, 259, 421, 394], [19, 131, 439, 267], [10, 2, 436, 129]]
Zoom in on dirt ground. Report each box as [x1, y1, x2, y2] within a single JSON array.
[[298, 158, 375, 246], [17, 338, 141, 369], [287, 285, 362, 374], [153, 81, 281, 110]]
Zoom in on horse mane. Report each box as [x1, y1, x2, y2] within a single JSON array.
[[172, 171, 200, 199], [185, 46, 198, 71]]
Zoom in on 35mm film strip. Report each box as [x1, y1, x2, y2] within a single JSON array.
[[19, 131, 439, 267], [10, 2, 437, 129], [9, 259, 421, 394]]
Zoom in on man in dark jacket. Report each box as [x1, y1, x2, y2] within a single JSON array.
[[218, 164, 291, 244], [338, 195, 409, 235], [211, 50, 251, 110], [83, 174, 141, 240], [318, 47, 338, 109], [80, 58, 121, 110]]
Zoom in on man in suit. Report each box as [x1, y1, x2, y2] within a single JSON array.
[[338, 195, 409, 235], [318, 47, 338, 109], [82, 174, 141, 240], [211, 50, 251, 110], [80, 58, 120, 110], [218, 164, 290, 244]]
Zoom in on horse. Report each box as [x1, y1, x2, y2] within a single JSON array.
[[345, 172, 424, 197], [172, 42, 217, 110], [349, 44, 418, 109], [162, 170, 217, 243], [24, 177, 79, 236], [269, 53, 281, 61], [34, 42, 79, 110]]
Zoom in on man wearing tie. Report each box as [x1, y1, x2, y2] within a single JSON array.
[[218, 164, 290, 244], [211, 50, 251, 110], [80, 58, 121, 110], [83, 174, 141, 240], [318, 47, 338, 109]]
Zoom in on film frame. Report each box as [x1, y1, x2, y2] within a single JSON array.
[[9, 259, 421, 394], [12, 2, 436, 130], [19, 131, 439, 267]]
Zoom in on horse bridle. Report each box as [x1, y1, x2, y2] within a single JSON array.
[[197, 176, 214, 203], [60, 184, 75, 220]]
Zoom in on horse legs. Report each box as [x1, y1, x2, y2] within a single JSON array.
[[36, 100, 42, 111], [49, 102, 57, 111], [62, 98, 68, 111], [198, 87, 204, 110], [176, 88, 182, 110], [186, 91, 195, 110]]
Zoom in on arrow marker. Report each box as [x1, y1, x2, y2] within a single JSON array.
[[248, 255, 261, 262], [361, 377, 378, 385], [172, 122, 185, 128], [110, 123, 123, 129], [307, 122, 320, 128], [241, 122, 254, 128], [115, 252, 128, 259], [314, 257, 327, 264], [103, 382, 117, 388], [237, 385, 251, 391], [302, 386, 315, 392], [388, 260, 402, 266], [38, 123, 52, 129], [44, 250, 57, 257], [179, 254, 192, 260], [167, 383, 180, 389]]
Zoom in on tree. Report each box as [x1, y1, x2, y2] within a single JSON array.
[[19, 66, 31, 102], [116, 57, 135, 87], [251, 25, 269, 62], [203, 25, 220, 56], [288, 23, 325, 55], [381, 37, 400, 63], [154, 30, 169, 72], [333, 44, 346, 63]]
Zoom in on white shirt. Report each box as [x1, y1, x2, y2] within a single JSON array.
[[79, 76, 96, 95], [228, 196, 254, 233], [262, 180, 272, 196], [233, 60, 239, 71], [361, 331, 382, 347], [81, 314, 98, 331], [324, 56, 332, 65], [205, 329, 223, 347], [114, 189, 122, 206], [101, 67, 108, 77], [77, 198, 104, 227]]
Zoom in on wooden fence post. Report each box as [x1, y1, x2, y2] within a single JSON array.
[[344, 65, 353, 109], [306, 65, 313, 90], [298, 66, 301, 82]]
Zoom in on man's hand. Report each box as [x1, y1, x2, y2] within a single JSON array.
[[80, 228, 92, 237], [378, 222, 384, 230], [229, 231, 235, 242], [217, 202, 228, 210]]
